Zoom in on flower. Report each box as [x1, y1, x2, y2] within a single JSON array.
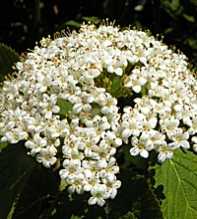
[[88, 184, 108, 206], [0, 23, 196, 206], [130, 136, 149, 158]]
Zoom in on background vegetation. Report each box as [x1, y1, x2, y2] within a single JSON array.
[[0, 1, 197, 219], [0, 0, 197, 67]]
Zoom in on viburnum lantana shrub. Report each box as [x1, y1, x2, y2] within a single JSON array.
[[0, 24, 197, 208]]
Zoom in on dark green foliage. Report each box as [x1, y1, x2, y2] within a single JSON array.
[[0, 43, 19, 82], [119, 212, 137, 219], [13, 165, 60, 219], [0, 0, 196, 67], [111, 77, 123, 97], [0, 141, 8, 151], [57, 98, 73, 118], [0, 142, 164, 219], [1, 141, 196, 219], [46, 170, 163, 219], [0, 143, 35, 219], [0, 142, 60, 219]]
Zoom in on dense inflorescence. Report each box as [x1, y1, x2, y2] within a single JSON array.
[[0, 24, 196, 206]]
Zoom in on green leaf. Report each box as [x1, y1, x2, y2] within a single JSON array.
[[0, 43, 19, 82], [49, 191, 90, 219], [154, 150, 197, 219], [161, 0, 183, 18], [161, 0, 180, 11], [183, 14, 195, 23], [111, 77, 122, 97], [92, 103, 101, 116], [57, 98, 73, 118], [0, 141, 8, 151], [13, 165, 60, 219], [56, 20, 81, 31], [6, 195, 19, 219], [59, 179, 68, 192], [108, 169, 163, 219], [0, 143, 35, 219], [191, 0, 197, 6], [185, 38, 197, 50], [65, 20, 81, 28], [82, 16, 100, 24], [70, 215, 84, 219], [118, 212, 137, 219]]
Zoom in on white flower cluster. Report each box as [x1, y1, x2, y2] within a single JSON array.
[[120, 36, 197, 162], [0, 23, 196, 205]]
